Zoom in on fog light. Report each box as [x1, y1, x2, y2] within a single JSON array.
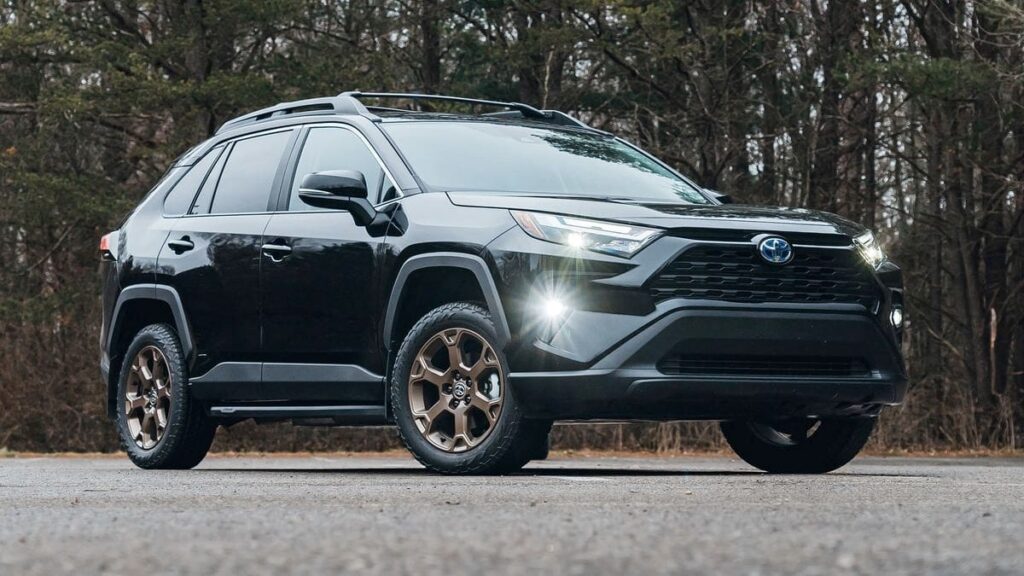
[[890, 306, 904, 329], [542, 298, 567, 319]]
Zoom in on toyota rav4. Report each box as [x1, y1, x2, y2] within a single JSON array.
[[99, 92, 907, 474]]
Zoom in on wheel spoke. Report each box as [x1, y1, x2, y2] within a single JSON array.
[[416, 398, 448, 422], [470, 395, 499, 424], [467, 344, 498, 380], [453, 410, 470, 443], [155, 381, 171, 398], [411, 356, 449, 387], [443, 329, 464, 372], [126, 394, 146, 411], [139, 412, 153, 444]]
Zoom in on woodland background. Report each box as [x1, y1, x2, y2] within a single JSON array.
[[1, 0, 1023, 452]]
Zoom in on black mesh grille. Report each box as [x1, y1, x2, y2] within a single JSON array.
[[650, 244, 879, 308], [659, 354, 871, 377]]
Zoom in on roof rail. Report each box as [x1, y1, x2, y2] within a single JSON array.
[[481, 109, 605, 134], [215, 91, 603, 135], [341, 91, 549, 120], [215, 95, 369, 135], [541, 110, 605, 133]]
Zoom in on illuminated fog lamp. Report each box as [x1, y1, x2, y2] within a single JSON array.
[[890, 306, 904, 329], [542, 298, 568, 320]]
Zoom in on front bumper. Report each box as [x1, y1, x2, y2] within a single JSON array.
[[511, 306, 907, 420]]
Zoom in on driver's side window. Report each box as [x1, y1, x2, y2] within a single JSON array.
[[288, 126, 392, 211]]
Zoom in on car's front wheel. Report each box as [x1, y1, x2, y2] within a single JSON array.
[[391, 303, 538, 474], [116, 324, 216, 469], [720, 417, 875, 474]]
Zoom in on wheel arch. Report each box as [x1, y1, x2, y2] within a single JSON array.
[[383, 253, 511, 355], [105, 284, 194, 418]]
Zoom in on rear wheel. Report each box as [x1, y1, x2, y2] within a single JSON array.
[[720, 417, 875, 474], [391, 303, 536, 474], [116, 324, 216, 469]]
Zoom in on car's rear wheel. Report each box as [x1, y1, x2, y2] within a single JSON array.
[[116, 324, 216, 469], [720, 417, 875, 474], [391, 302, 537, 474]]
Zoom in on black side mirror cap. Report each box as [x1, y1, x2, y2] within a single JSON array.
[[704, 188, 733, 204], [298, 170, 382, 227], [301, 170, 368, 198]]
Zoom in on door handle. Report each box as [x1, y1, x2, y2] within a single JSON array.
[[167, 237, 194, 254], [261, 243, 292, 261]]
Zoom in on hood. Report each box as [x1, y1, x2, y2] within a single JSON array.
[[446, 192, 866, 240]]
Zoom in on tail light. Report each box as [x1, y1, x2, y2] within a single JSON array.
[[100, 232, 117, 261]]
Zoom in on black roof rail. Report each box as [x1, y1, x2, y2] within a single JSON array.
[[215, 91, 604, 135], [215, 95, 369, 135], [481, 109, 606, 134], [341, 91, 549, 120], [541, 110, 607, 133]]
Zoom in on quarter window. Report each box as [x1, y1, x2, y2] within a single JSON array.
[[189, 144, 228, 215], [163, 147, 222, 216], [208, 130, 292, 214], [288, 127, 390, 211]]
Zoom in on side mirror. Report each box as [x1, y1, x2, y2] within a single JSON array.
[[298, 170, 379, 226], [704, 188, 733, 204]]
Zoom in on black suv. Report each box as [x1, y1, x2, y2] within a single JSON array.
[[99, 92, 907, 474]]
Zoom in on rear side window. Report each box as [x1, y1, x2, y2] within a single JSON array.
[[162, 148, 221, 215], [208, 130, 292, 214], [189, 146, 228, 215], [287, 127, 388, 211]]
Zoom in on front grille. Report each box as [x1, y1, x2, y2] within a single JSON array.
[[650, 244, 878, 308], [659, 354, 871, 377]]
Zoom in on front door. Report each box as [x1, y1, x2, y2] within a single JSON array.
[[260, 125, 395, 402]]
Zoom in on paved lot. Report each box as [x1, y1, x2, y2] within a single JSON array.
[[1, 454, 1022, 575]]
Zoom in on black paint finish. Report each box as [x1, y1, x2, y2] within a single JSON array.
[[260, 211, 384, 369], [100, 109, 907, 426]]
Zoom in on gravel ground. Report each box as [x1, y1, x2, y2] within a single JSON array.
[[1, 454, 1022, 575]]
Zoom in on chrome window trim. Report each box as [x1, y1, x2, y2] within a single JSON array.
[[287, 121, 403, 209]]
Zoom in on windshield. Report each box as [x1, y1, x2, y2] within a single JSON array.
[[382, 121, 710, 204]]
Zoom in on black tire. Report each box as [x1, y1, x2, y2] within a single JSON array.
[[391, 302, 533, 475], [115, 324, 216, 469], [492, 419, 553, 473], [720, 417, 875, 474], [527, 420, 552, 461]]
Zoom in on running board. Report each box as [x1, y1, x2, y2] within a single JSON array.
[[209, 404, 387, 426]]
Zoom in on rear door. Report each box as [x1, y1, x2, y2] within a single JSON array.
[[160, 128, 297, 385], [259, 124, 397, 401]]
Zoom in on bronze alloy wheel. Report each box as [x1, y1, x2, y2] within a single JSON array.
[[407, 327, 504, 453], [124, 345, 172, 450]]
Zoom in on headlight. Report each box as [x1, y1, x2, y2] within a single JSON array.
[[854, 231, 885, 269], [511, 210, 662, 258]]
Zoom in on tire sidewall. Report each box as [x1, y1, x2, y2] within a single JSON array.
[[391, 303, 523, 473], [116, 324, 192, 468], [721, 417, 876, 474]]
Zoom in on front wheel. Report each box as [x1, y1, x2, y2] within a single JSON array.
[[391, 303, 536, 475], [720, 417, 875, 474]]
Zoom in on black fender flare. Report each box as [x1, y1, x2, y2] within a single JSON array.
[[382, 252, 511, 352], [107, 284, 195, 361], [105, 284, 195, 418]]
